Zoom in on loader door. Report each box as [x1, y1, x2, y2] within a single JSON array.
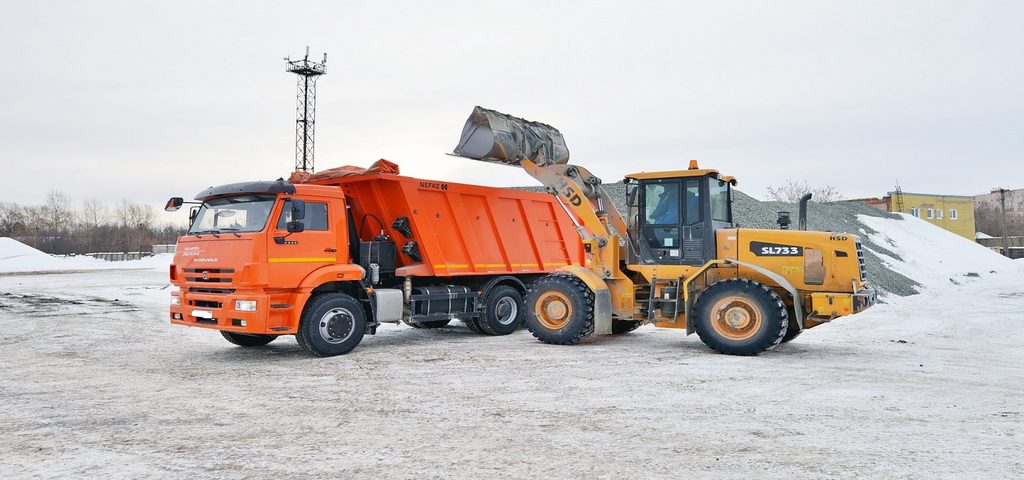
[[638, 178, 706, 266]]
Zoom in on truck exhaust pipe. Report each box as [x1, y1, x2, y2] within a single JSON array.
[[798, 193, 812, 230], [452, 106, 570, 167]]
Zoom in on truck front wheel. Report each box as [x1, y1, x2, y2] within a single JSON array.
[[220, 331, 278, 347], [296, 293, 366, 357]]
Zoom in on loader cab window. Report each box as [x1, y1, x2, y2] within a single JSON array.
[[709, 178, 731, 223], [277, 200, 330, 231], [636, 177, 707, 266]]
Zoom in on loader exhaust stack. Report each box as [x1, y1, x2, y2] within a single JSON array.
[[798, 193, 812, 230], [452, 106, 570, 167]]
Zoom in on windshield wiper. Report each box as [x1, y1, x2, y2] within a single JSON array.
[[219, 228, 243, 238]]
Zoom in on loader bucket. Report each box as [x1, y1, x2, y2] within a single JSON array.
[[452, 106, 569, 167]]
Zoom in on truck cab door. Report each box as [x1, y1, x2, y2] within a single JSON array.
[[266, 196, 341, 283]]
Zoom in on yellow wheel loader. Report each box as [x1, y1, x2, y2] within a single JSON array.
[[452, 107, 877, 355]]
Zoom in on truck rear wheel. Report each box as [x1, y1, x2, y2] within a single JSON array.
[[296, 293, 366, 357], [692, 279, 788, 356], [478, 285, 524, 336], [524, 274, 595, 345], [220, 331, 278, 347]]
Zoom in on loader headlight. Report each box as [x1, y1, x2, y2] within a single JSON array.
[[171, 296, 180, 306], [234, 300, 257, 312]]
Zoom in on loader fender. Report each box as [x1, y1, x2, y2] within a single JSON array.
[[721, 259, 804, 333], [557, 265, 613, 335]]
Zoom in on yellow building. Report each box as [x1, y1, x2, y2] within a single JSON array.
[[890, 192, 976, 240]]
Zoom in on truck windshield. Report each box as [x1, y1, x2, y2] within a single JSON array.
[[188, 195, 277, 234]]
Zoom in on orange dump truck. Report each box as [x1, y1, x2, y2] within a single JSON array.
[[165, 161, 583, 356]]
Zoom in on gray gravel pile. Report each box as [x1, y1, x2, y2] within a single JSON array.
[[519, 183, 917, 296]]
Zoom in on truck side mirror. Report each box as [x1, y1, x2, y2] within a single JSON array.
[[165, 197, 184, 212], [290, 199, 306, 221], [286, 220, 305, 233]]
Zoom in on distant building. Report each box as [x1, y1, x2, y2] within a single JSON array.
[[847, 192, 976, 240], [974, 187, 1023, 239], [892, 192, 976, 240]]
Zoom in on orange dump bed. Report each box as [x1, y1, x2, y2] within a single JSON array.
[[308, 169, 583, 277]]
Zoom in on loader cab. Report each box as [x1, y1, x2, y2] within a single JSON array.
[[625, 162, 735, 266]]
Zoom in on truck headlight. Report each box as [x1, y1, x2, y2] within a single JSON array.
[[171, 296, 180, 306], [235, 300, 257, 312]]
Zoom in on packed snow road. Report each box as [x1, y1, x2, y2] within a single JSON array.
[[1, 267, 1021, 479]]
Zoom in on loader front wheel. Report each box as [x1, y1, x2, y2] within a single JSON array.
[[525, 274, 595, 345], [692, 279, 788, 356], [220, 331, 278, 347]]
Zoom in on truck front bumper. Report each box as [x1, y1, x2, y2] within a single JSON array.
[[169, 290, 277, 334]]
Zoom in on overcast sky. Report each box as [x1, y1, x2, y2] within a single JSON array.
[[2, 0, 1022, 219]]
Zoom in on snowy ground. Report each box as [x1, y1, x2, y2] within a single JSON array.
[[1, 220, 1022, 479]]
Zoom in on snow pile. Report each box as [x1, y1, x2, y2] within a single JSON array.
[[857, 214, 1021, 293], [0, 237, 172, 274]]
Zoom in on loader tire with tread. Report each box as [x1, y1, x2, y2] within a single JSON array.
[[692, 279, 788, 356], [477, 285, 525, 336], [781, 307, 802, 343], [220, 331, 278, 347], [296, 293, 366, 357], [524, 274, 595, 345]]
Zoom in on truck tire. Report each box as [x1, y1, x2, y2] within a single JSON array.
[[463, 318, 485, 334], [524, 274, 595, 345], [477, 285, 524, 336], [296, 293, 366, 357], [220, 331, 278, 347], [611, 319, 644, 334], [692, 279, 788, 356], [412, 320, 451, 329]]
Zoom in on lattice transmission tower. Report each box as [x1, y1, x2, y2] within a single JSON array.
[[285, 46, 327, 172]]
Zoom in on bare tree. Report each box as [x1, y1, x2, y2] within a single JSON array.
[[40, 190, 75, 233], [0, 202, 27, 237], [766, 179, 843, 203], [80, 197, 107, 229]]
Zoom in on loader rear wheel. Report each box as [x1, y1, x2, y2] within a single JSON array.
[[611, 320, 644, 334], [524, 274, 595, 345], [296, 293, 366, 357], [477, 285, 524, 336], [220, 331, 278, 347], [781, 308, 802, 343], [692, 279, 788, 356]]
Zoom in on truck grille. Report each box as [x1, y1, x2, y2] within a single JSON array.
[[855, 242, 867, 281], [182, 267, 236, 292]]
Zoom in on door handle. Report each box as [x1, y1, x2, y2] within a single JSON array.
[[324, 248, 337, 253]]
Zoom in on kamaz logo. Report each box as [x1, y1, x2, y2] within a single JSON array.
[[420, 182, 448, 191]]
